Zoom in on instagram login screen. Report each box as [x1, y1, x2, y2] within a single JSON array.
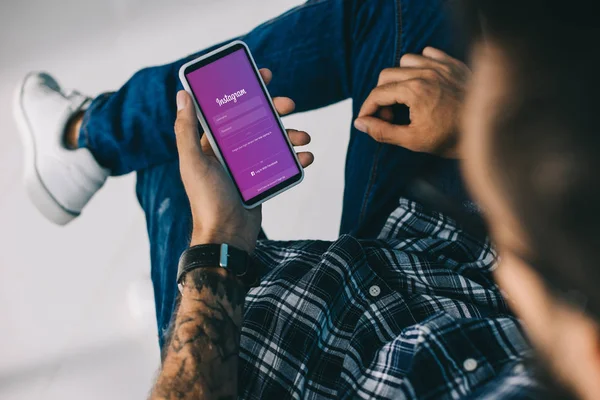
[[186, 48, 300, 201]]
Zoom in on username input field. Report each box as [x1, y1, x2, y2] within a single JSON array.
[[217, 107, 269, 137], [212, 96, 263, 125]]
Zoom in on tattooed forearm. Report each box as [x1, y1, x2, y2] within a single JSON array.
[[150, 268, 246, 400]]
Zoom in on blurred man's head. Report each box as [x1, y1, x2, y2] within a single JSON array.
[[459, 1, 600, 398]]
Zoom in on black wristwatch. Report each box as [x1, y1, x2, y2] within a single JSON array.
[[176, 243, 257, 293]]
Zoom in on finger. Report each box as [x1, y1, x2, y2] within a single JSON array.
[[259, 68, 273, 85], [287, 129, 311, 146], [199, 132, 215, 156], [273, 97, 296, 116], [422, 46, 454, 63], [175, 91, 206, 167], [400, 53, 445, 70], [354, 116, 414, 147], [422, 47, 470, 77], [358, 82, 417, 118], [377, 67, 439, 86], [296, 151, 315, 168], [401, 53, 463, 83]]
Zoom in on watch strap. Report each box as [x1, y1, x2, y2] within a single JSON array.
[[177, 243, 258, 290]]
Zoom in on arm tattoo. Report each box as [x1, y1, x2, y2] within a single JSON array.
[[151, 268, 246, 400]]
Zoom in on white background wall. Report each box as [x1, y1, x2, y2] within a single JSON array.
[[0, 1, 351, 398]]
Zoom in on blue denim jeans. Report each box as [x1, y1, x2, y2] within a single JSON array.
[[80, 0, 467, 346]]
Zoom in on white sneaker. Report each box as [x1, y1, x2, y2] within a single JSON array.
[[14, 72, 109, 225]]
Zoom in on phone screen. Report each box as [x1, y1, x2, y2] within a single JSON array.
[[185, 46, 301, 203]]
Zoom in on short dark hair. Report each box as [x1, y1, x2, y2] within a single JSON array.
[[462, 0, 600, 319]]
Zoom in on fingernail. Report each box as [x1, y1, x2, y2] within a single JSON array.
[[176, 91, 187, 111], [354, 119, 367, 133]]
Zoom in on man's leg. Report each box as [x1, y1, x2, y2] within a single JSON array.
[[19, 1, 365, 225], [135, 162, 190, 348], [339, 0, 470, 238], [80, 0, 357, 176]]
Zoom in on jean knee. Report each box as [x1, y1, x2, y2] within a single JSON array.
[[135, 162, 188, 218]]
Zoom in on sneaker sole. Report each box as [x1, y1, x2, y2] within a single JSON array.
[[14, 74, 79, 226]]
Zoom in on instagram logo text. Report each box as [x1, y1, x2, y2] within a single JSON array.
[[216, 89, 247, 106]]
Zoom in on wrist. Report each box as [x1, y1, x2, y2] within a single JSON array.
[[184, 267, 235, 288]]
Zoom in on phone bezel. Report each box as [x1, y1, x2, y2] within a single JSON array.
[[178, 40, 304, 209]]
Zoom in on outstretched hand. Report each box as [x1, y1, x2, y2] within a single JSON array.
[[174, 68, 314, 253]]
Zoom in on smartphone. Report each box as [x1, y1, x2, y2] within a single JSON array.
[[179, 40, 304, 208]]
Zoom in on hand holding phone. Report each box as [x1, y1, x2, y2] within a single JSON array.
[[180, 41, 309, 208], [174, 69, 313, 253]]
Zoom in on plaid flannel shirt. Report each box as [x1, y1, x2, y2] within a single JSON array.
[[238, 198, 544, 399]]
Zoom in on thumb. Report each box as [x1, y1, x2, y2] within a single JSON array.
[[174, 91, 206, 169], [354, 116, 412, 146]]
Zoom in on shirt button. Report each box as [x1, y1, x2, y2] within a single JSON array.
[[463, 358, 478, 372], [369, 285, 381, 297]]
